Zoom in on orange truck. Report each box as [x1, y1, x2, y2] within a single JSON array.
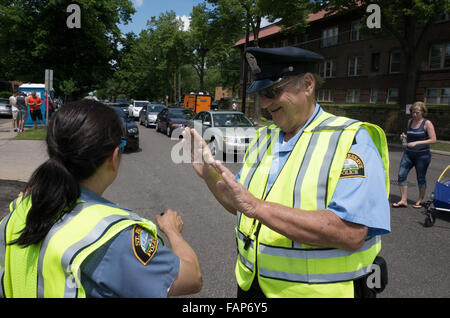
[[183, 93, 212, 113]]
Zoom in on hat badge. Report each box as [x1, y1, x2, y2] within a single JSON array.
[[246, 53, 261, 74]]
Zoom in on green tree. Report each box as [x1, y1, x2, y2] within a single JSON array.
[[0, 0, 135, 99]]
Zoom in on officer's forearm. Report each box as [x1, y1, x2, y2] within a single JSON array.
[[253, 200, 368, 252], [203, 170, 237, 215]]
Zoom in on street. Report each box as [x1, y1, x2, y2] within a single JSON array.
[[1, 117, 449, 297]]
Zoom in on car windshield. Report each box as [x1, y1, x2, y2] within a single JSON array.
[[0, 98, 9, 104], [169, 109, 194, 119], [212, 113, 253, 127], [135, 101, 148, 107], [149, 105, 165, 112]]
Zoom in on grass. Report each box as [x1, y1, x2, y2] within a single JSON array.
[[14, 127, 47, 140]]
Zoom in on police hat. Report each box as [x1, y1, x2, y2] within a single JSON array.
[[245, 46, 324, 93]]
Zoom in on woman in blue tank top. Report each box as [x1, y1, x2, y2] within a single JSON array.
[[393, 102, 436, 208]]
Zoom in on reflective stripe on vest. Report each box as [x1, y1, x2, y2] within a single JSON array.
[[258, 236, 380, 283]]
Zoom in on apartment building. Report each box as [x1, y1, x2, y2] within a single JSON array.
[[233, 10, 450, 106]]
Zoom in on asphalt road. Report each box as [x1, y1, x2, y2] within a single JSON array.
[[106, 122, 450, 298], [1, 117, 449, 298]]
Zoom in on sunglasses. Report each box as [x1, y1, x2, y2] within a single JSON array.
[[118, 138, 127, 154], [259, 77, 297, 99]]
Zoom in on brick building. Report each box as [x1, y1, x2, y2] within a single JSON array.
[[233, 10, 450, 107]]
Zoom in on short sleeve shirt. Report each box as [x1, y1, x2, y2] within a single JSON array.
[[78, 187, 180, 298], [236, 104, 390, 237], [27, 96, 43, 110]]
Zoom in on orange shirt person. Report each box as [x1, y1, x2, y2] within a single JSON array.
[[27, 92, 43, 111], [26, 91, 45, 128]]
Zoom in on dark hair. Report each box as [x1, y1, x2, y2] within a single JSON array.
[[11, 100, 123, 247]]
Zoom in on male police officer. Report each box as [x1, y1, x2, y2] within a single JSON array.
[[184, 46, 390, 298]]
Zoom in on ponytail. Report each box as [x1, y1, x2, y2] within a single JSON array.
[[11, 158, 80, 247], [10, 100, 123, 247]]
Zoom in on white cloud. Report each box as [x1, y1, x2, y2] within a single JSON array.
[[133, 0, 143, 8], [178, 15, 191, 31]]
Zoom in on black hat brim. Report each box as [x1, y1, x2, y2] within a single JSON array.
[[247, 77, 284, 94]]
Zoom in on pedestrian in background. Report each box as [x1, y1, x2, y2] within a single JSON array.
[[393, 101, 436, 209], [0, 100, 202, 298], [15, 92, 28, 133], [8, 91, 18, 132], [44, 91, 54, 119], [26, 91, 44, 129]]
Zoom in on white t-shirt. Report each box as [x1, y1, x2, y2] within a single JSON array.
[[9, 96, 18, 111]]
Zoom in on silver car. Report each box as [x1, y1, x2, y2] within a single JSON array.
[[139, 104, 166, 128], [188, 110, 257, 161], [0, 98, 12, 117]]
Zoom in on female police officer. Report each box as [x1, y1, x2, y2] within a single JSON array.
[[184, 46, 390, 298], [0, 99, 202, 298]]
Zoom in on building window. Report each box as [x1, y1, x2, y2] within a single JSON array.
[[429, 43, 450, 70], [389, 51, 401, 73], [346, 89, 360, 103], [371, 53, 380, 72], [370, 89, 379, 103], [348, 56, 363, 76], [319, 60, 336, 78], [317, 89, 334, 102], [426, 88, 450, 104], [322, 26, 338, 47], [350, 21, 362, 41], [387, 88, 399, 104]]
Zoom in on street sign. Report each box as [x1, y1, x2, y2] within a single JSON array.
[[45, 69, 53, 91]]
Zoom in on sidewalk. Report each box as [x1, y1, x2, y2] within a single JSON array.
[[0, 121, 48, 182]]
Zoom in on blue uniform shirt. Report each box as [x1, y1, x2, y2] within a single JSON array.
[[237, 104, 390, 237], [78, 187, 180, 298]]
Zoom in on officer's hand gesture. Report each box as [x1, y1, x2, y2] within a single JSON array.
[[182, 127, 216, 180], [211, 160, 259, 219]]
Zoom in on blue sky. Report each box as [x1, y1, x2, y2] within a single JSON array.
[[119, 0, 205, 35]]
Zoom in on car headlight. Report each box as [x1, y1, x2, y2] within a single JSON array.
[[128, 127, 138, 134], [148, 115, 157, 120]]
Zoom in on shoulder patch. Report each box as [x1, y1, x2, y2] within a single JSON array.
[[132, 225, 158, 265], [340, 152, 365, 178]]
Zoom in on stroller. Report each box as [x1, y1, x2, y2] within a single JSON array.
[[422, 165, 450, 227]]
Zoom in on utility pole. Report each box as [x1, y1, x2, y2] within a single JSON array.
[[241, 21, 249, 115]]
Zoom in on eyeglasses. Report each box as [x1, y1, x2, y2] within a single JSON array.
[[118, 138, 127, 154], [259, 77, 297, 99]]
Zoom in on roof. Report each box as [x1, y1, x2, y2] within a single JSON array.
[[19, 83, 45, 88], [233, 10, 329, 47]]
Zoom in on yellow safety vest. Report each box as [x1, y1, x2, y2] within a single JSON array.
[[0, 195, 158, 298], [236, 111, 389, 298]]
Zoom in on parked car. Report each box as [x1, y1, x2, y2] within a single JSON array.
[[156, 108, 195, 137], [128, 100, 149, 119], [107, 102, 129, 117], [110, 106, 139, 152], [188, 110, 257, 160], [0, 98, 12, 117], [139, 104, 166, 128]]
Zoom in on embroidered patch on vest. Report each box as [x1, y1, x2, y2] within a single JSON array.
[[340, 152, 365, 178], [132, 225, 158, 265]]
